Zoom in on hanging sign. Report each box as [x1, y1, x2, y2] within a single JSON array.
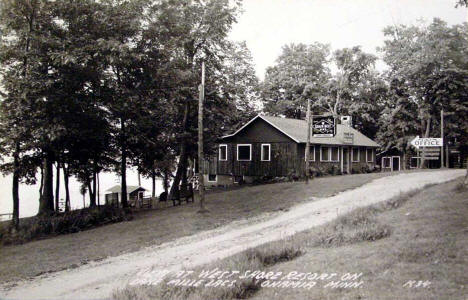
[[312, 116, 336, 137]]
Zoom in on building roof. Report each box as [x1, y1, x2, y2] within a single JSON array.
[[223, 115, 380, 147], [105, 185, 146, 193]]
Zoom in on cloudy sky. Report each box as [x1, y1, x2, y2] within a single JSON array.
[[229, 0, 467, 79]]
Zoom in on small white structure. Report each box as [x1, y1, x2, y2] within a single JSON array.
[[105, 185, 146, 207]]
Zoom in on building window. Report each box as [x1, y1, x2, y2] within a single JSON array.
[[410, 157, 418, 169], [382, 157, 391, 168], [208, 174, 217, 182], [261, 144, 271, 161], [366, 148, 373, 162], [352, 147, 360, 162], [321, 146, 330, 161], [305, 145, 315, 161], [331, 147, 339, 162], [219, 144, 227, 161], [237, 144, 252, 161]]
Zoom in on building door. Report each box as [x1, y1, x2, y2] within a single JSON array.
[[392, 156, 400, 172], [343, 148, 349, 174]]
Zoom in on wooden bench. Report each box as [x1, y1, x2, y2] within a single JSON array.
[[171, 184, 194, 206]]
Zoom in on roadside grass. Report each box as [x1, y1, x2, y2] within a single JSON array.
[[112, 181, 435, 300], [113, 242, 303, 300], [0, 172, 395, 283], [251, 178, 467, 300]]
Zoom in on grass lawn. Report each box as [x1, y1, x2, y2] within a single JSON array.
[[251, 179, 468, 300], [0, 172, 397, 283], [115, 177, 467, 300]]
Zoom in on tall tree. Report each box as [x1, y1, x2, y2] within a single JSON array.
[[262, 43, 330, 118], [380, 18, 468, 167]]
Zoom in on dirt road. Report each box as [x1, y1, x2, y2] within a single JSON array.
[[0, 170, 464, 300]]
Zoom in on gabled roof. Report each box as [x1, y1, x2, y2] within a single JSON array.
[[106, 185, 146, 193], [222, 115, 380, 147]]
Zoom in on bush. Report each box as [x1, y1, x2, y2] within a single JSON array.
[[0, 205, 132, 245]]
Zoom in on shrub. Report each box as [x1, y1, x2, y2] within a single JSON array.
[[0, 205, 131, 245]]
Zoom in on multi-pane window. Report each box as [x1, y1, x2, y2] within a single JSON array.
[[352, 147, 360, 162], [237, 144, 252, 161], [261, 144, 271, 161], [219, 144, 227, 161], [321, 146, 339, 162]]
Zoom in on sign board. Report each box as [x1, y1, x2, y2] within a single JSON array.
[[343, 132, 354, 144], [414, 156, 440, 160], [312, 116, 335, 137], [410, 136, 443, 149]]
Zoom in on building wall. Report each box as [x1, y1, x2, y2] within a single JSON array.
[[204, 142, 300, 177]]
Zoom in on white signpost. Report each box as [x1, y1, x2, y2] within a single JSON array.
[[410, 136, 443, 149]]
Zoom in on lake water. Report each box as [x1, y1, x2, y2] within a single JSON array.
[[0, 168, 164, 219]]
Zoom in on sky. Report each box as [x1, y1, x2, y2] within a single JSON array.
[[229, 0, 467, 79]]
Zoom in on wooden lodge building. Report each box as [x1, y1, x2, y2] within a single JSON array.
[[202, 115, 380, 186]]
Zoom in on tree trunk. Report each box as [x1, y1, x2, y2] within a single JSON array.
[[120, 118, 128, 208], [163, 169, 169, 195], [63, 165, 70, 212], [464, 164, 468, 186], [97, 171, 100, 207], [169, 102, 189, 202], [90, 163, 97, 207], [138, 168, 141, 187], [55, 161, 60, 212], [402, 151, 407, 170], [151, 170, 156, 198], [11, 142, 20, 229], [39, 164, 43, 200], [87, 181, 93, 207], [38, 151, 54, 215]]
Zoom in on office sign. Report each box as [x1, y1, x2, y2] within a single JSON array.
[[411, 136, 443, 149], [313, 116, 335, 137]]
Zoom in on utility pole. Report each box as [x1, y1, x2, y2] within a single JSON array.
[[198, 61, 207, 212], [441, 109, 444, 168], [305, 99, 311, 184]]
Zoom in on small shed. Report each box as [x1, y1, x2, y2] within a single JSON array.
[[105, 185, 146, 207]]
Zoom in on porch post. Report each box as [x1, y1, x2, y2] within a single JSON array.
[[340, 146, 343, 174]]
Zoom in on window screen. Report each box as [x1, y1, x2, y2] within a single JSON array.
[[237, 145, 251, 161]]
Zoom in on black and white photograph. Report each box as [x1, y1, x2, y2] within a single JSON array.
[[0, 0, 467, 299]]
